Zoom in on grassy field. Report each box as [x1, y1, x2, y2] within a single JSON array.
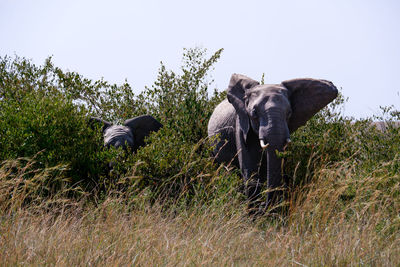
[[1, 157, 399, 266]]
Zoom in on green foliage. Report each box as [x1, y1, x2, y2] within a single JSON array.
[[53, 65, 137, 123], [283, 91, 400, 192], [125, 132, 242, 206], [135, 47, 225, 142], [0, 55, 115, 187], [0, 48, 231, 205], [110, 48, 237, 205]]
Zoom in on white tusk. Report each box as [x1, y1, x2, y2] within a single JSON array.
[[286, 138, 291, 144], [260, 140, 269, 149]]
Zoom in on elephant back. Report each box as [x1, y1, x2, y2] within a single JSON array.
[[208, 99, 236, 137]]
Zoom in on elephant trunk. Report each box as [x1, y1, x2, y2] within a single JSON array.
[[259, 109, 289, 207], [266, 144, 284, 206]]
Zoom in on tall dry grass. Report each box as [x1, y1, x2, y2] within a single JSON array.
[[1, 158, 399, 266]]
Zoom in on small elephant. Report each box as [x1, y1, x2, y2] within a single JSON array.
[[208, 74, 338, 213], [90, 115, 163, 152]]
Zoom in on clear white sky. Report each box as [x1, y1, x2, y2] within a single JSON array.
[[1, 0, 399, 118]]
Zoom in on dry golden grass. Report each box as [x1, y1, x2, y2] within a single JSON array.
[[0, 199, 398, 266], [0, 159, 399, 266]]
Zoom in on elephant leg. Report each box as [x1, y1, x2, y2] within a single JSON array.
[[236, 128, 265, 215], [251, 151, 285, 216], [244, 173, 264, 216]]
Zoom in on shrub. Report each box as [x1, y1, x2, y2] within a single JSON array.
[[0, 48, 233, 205], [134, 47, 225, 142], [283, 93, 400, 187], [110, 48, 239, 206], [0, 55, 114, 189]]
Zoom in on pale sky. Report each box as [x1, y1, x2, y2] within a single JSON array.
[[1, 0, 399, 118]]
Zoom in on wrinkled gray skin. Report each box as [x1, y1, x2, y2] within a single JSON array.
[[208, 74, 338, 213], [90, 115, 162, 152], [370, 121, 400, 131]]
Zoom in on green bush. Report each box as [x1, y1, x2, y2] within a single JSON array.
[[283, 93, 400, 210], [109, 48, 240, 206], [0, 48, 233, 205], [134, 47, 225, 142], [0, 55, 115, 189]]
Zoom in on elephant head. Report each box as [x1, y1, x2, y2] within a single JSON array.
[[226, 73, 338, 209], [90, 115, 163, 152]]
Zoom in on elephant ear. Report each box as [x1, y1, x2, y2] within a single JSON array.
[[124, 115, 163, 149], [226, 73, 259, 142], [89, 117, 112, 134], [282, 78, 338, 133]]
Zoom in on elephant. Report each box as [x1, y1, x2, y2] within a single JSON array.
[[90, 115, 163, 152], [370, 121, 400, 131], [208, 74, 338, 214]]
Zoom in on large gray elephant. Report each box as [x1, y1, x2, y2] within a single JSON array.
[[208, 74, 338, 213], [90, 115, 162, 152]]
